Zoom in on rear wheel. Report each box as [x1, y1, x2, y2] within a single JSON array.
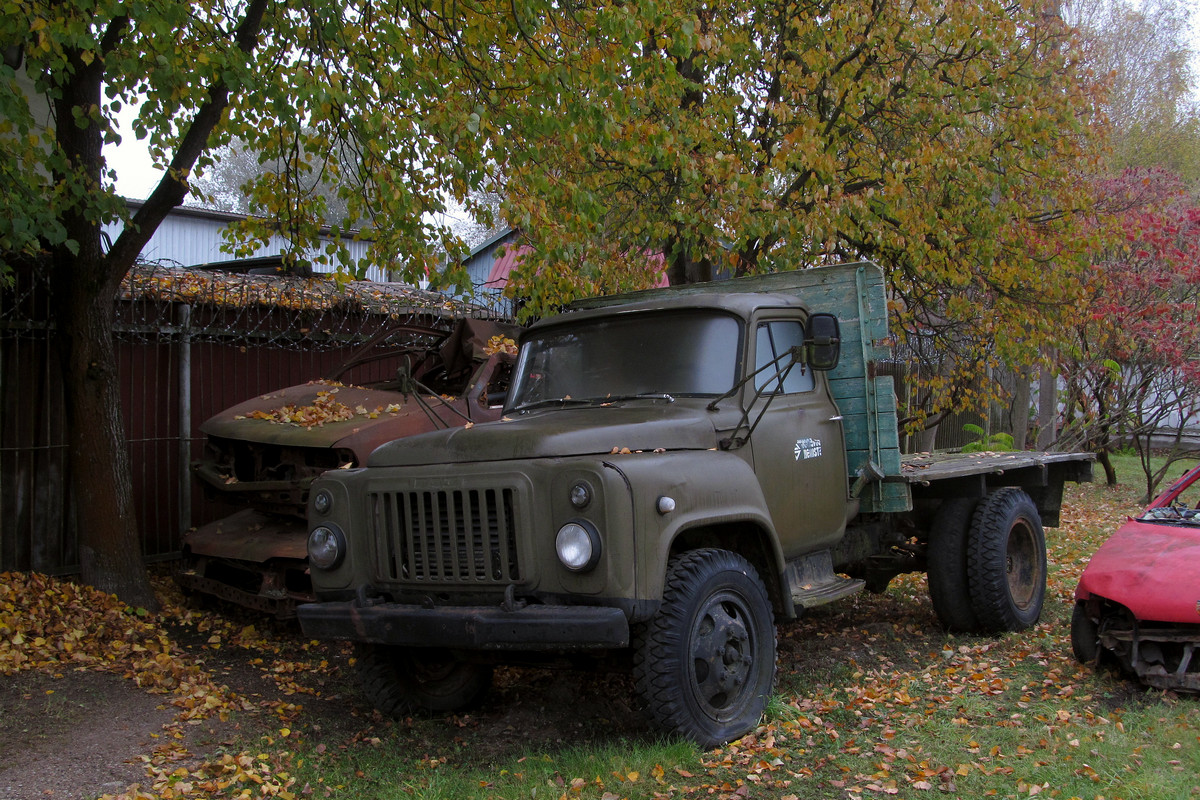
[[926, 498, 981, 633], [966, 488, 1046, 632], [633, 549, 776, 748], [355, 644, 492, 716]]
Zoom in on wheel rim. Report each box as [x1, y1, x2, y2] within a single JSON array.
[[412, 658, 458, 685], [1005, 518, 1042, 610], [405, 650, 482, 699], [687, 589, 758, 722]]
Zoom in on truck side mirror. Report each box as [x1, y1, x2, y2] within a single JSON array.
[[806, 313, 840, 371]]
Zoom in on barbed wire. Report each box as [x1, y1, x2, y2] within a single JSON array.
[[1, 260, 514, 351]]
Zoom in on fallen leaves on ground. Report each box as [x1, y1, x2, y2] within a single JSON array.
[[0, 572, 329, 799], [2, 481, 1192, 800]]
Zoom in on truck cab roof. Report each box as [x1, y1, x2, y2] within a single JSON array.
[[540, 291, 811, 332]]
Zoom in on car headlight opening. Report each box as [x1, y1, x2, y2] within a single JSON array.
[[308, 525, 346, 570], [555, 520, 601, 572]]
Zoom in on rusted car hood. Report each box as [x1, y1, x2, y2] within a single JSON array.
[[368, 404, 718, 466], [201, 382, 478, 458], [1076, 520, 1200, 625]]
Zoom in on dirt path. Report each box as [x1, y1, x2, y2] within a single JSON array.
[[0, 670, 178, 799], [0, 600, 362, 800], [0, 609, 650, 800]]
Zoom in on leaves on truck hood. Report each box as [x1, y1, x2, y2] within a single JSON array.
[[368, 403, 719, 466], [235, 383, 358, 428], [201, 380, 469, 450]]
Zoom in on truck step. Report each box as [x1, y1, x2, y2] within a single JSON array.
[[785, 550, 866, 610], [791, 576, 866, 609]]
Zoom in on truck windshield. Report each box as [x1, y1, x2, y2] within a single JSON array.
[[508, 310, 741, 409]]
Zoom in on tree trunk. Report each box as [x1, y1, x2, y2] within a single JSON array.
[[1096, 449, 1118, 486], [51, 268, 158, 610], [1011, 368, 1032, 450], [1036, 359, 1058, 450], [664, 234, 715, 285], [50, 34, 157, 610], [911, 424, 939, 453], [34, 2, 268, 608]]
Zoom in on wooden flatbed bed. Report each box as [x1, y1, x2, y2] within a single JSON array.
[[888, 450, 1094, 527], [895, 451, 1095, 484]]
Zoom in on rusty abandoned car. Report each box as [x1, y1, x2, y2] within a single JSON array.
[[177, 318, 520, 617]]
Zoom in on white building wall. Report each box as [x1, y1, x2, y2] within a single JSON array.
[[103, 203, 385, 281]]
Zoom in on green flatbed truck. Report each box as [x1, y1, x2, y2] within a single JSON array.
[[297, 262, 1093, 746]]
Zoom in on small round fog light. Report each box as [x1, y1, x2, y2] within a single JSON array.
[[568, 481, 592, 509], [555, 521, 601, 572], [308, 525, 345, 570], [313, 490, 333, 515]]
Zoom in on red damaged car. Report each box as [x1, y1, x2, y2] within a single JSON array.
[[1071, 462, 1200, 692]]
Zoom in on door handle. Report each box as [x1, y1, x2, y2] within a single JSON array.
[[828, 415, 843, 422]]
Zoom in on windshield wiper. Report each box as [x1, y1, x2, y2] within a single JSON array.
[[511, 397, 597, 413], [512, 393, 675, 413], [596, 393, 676, 405]]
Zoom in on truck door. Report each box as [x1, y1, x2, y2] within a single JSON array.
[[749, 318, 849, 555]]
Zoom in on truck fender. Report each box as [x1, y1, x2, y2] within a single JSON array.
[[603, 453, 794, 619]]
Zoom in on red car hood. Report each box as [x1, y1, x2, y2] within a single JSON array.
[[200, 381, 483, 460], [1075, 517, 1200, 625]]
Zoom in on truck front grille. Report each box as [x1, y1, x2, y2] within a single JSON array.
[[370, 488, 522, 583]]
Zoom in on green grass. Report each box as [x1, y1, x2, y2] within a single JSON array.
[[279, 455, 1200, 800], [293, 736, 700, 799]]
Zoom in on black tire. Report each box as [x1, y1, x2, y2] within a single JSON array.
[[926, 498, 982, 633], [633, 548, 776, 748], [966, 488, 1047, 633], [355, 644, 492, 716], [1070, 601, 1100, 664]]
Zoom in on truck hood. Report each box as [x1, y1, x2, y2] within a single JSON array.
[[201, 382, 475, 458], [368, 403, 720, 466]]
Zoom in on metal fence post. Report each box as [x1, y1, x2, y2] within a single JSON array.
[[179, 303, 192, 539]]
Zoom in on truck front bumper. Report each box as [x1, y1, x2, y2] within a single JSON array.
[[297, 600, 630, 650]]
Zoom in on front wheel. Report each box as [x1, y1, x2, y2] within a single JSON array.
[[966, 488, 1047, 633], [355, 644, 492, 717], [633, 549, 776, 748]]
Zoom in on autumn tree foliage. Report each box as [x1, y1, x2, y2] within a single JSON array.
[[1066, 0, 1200, 185], [1059, 169, 1200, 495], [458, 0, 1101, 425], [2, 0, 1101, 601]]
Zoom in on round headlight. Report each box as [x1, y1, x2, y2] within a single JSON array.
[[313, 490, 333, 515], [308, 525, 345, 570], [555, 521, 601, 572], [568, 481, 592, 510]]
